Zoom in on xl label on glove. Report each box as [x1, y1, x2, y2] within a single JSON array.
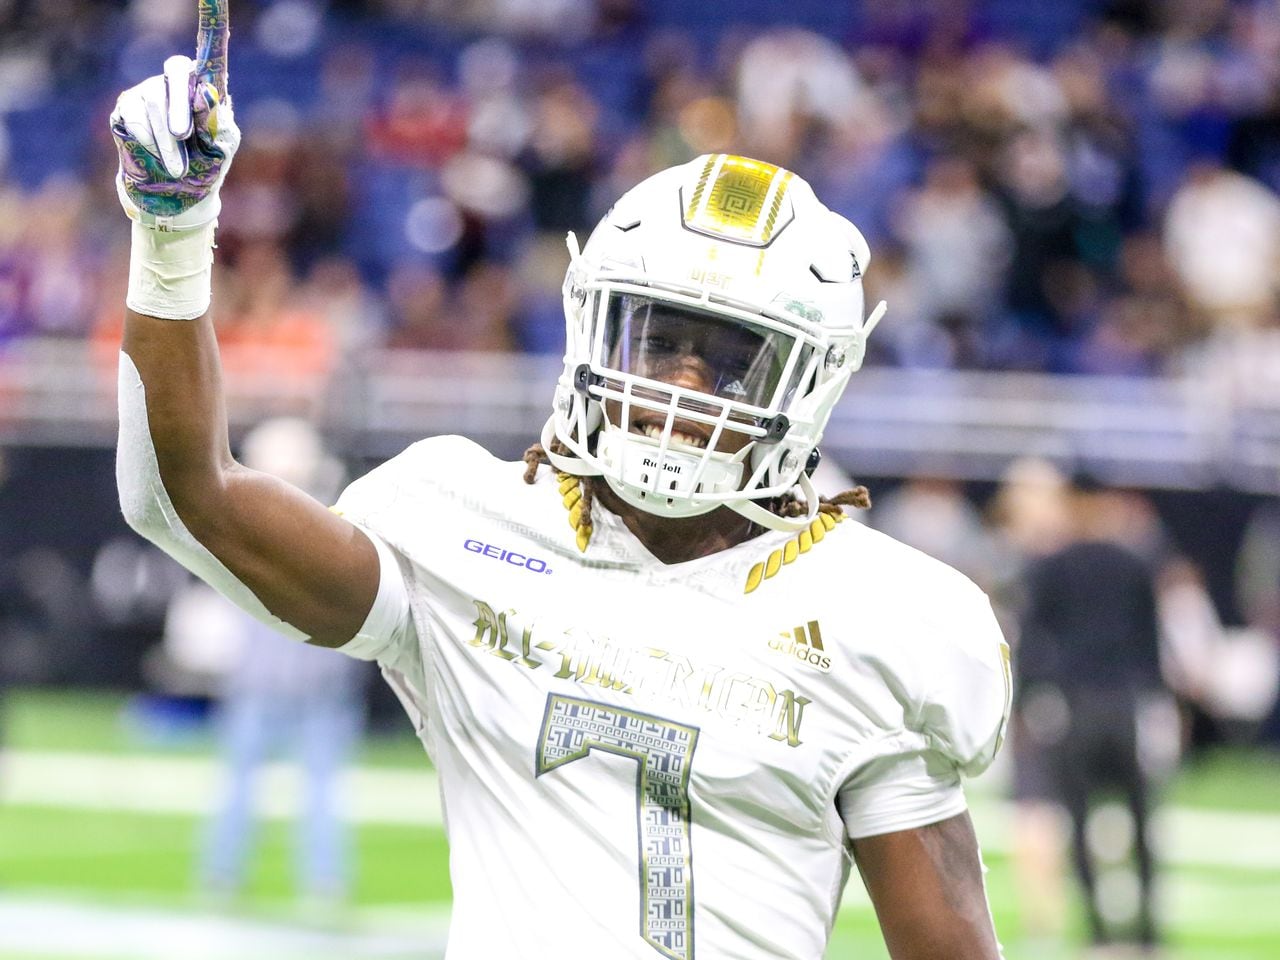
[[110, 0, 240, 230]]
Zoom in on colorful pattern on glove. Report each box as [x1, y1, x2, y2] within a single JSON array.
[[112, 82, 229, 220], [197, 0, 231, 99], [110, 0, 235, 224]]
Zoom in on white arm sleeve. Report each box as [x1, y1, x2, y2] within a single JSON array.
[[116, 350, 411, 656]]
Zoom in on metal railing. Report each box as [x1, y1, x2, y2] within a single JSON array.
[[3, 337, 1278, 492]]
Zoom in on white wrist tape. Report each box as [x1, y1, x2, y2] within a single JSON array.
[[126, 219, 216, 321]]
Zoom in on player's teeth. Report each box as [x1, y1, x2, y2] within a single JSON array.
[[639, 424, 706, 448]]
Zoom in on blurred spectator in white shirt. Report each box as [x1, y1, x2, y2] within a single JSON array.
[[1165, 163, 1280, 330]]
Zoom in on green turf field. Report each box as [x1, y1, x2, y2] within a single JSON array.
[[2, 689, 1278, 959]]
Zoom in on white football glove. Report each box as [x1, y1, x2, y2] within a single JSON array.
[[109, 2, 239, 232]]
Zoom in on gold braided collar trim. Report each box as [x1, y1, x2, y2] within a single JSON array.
[[557, 472, 593, 553], [554, 472, 844, 577], [744, 512, 844, 594]]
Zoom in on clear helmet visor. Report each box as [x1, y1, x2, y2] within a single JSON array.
[[600, 292, 805, 409]]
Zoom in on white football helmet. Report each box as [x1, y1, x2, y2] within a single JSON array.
[[541, 153, 886, 532]]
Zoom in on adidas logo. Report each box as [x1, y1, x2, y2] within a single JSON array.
[[768, 620, 832, 672]]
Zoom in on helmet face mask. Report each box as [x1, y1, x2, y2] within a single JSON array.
[[544, 154, 884, 532]]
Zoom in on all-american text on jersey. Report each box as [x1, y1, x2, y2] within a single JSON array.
[[471, 600, 814, 748]]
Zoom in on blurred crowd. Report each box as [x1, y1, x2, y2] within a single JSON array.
[[3, 0, 1280, 380]]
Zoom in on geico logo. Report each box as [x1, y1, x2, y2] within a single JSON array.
[[462, 539, 552, 574]]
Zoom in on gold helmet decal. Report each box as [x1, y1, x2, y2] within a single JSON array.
[[682, 154, 796, 247]]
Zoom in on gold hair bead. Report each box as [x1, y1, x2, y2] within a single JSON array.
[[557, 472, 593, 553]]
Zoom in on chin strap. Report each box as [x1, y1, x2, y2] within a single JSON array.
[[728, 472, 823, 533], [540, 415, 602, 477]]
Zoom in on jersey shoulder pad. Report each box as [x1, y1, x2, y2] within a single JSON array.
[[821, 520, 978, 597], [332, 435, 502, 528], [917, 579, 1011, 777], [833, 524, 1011, 777]]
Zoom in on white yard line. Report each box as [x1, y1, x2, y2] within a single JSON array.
[[1162, 873, 1280, 932], [0, 896, 449, 960], [0, 750, 441, 826], [2, 749, 1278, 873], [968, 799, 1280, 874]]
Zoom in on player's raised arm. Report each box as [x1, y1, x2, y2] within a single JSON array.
[[111, 0, 392, 650]]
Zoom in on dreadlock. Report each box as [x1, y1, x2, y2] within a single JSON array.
[[521, 439, 869, 543], [523, 437, 577, 486], [524, 438, 595, 549], [776, 484, 871, 516]]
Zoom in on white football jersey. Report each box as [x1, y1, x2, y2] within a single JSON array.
[[334, 435, 1011, 960]]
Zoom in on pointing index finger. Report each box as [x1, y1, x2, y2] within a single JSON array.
[[194, 0, 230, 99]]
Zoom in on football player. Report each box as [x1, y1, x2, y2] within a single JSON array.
[[111, 3, 1011, 957]]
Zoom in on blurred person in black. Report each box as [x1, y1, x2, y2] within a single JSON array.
[[1235, 501, 1280, 744], [1014, 473, 1166, 954]]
